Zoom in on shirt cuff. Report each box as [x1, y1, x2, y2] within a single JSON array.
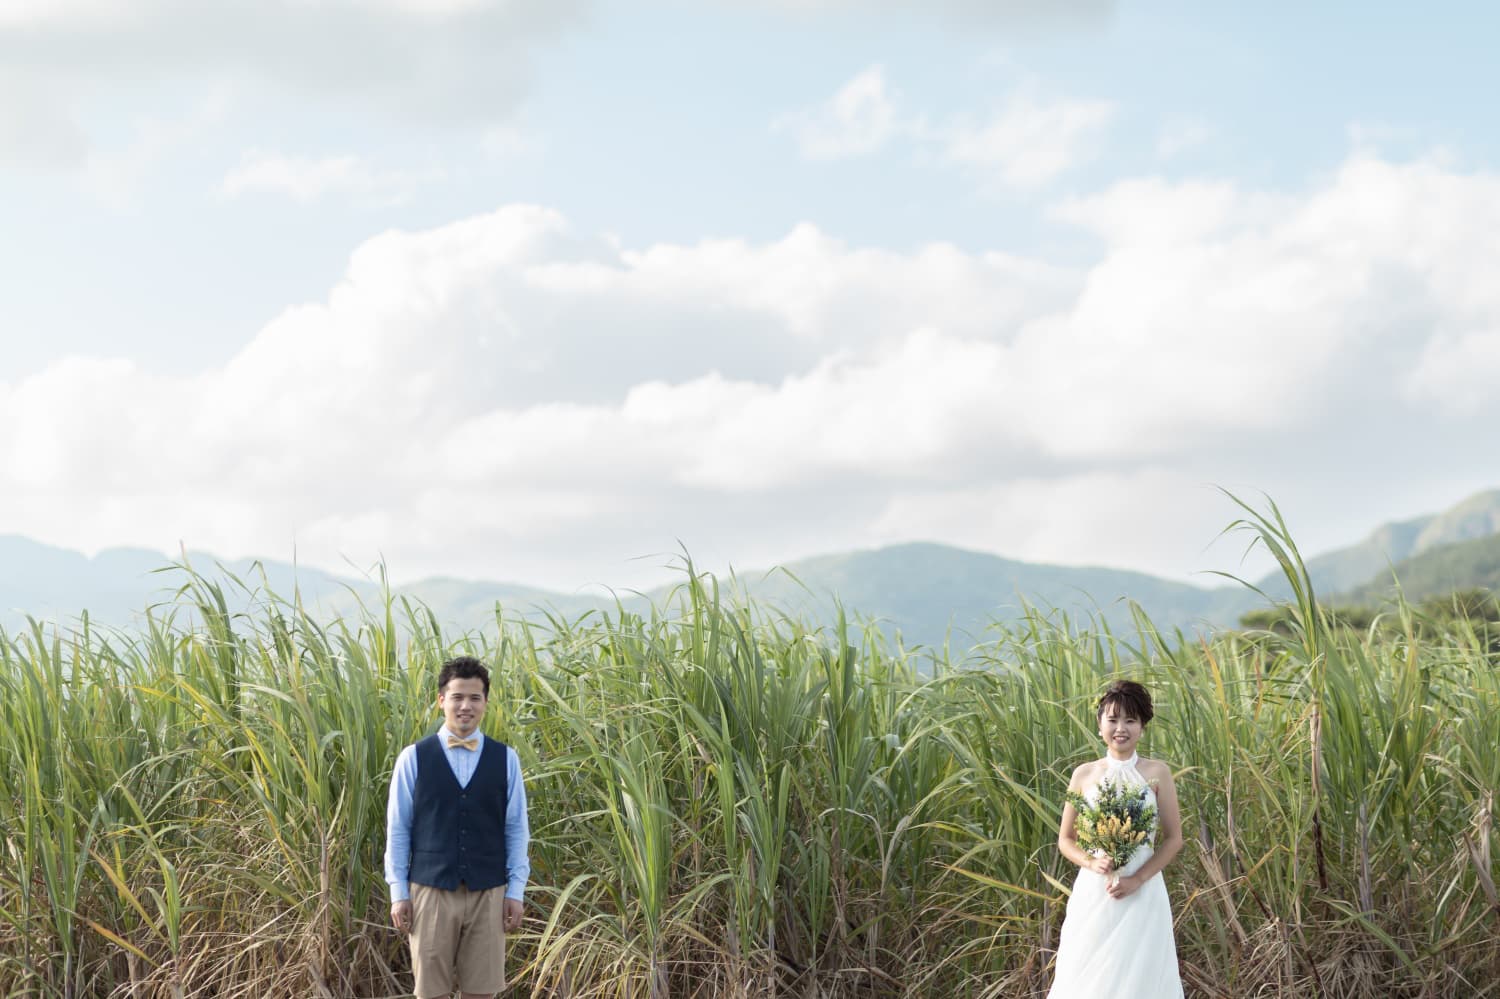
[[389, 881, 410, 903]]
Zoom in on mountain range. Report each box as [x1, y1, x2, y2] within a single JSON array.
[[4, 489, 1499, 649], [1276, 489, 1500, 597]]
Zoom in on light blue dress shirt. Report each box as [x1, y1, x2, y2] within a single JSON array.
[[384, 728, 530, 902]]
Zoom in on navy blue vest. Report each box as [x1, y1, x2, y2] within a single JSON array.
[[408, 733, 511, 892]]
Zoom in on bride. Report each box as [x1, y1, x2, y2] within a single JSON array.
[[1047, 680, 1184, 998]]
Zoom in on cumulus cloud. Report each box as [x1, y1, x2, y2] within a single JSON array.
[[747, 0, 1113, 29], [778, 68, 1112, 189], [3, 153, 1499, 588], [0, 0, 584, 166], [75, 92, 231, 205], [941, 88, 1115, 187], [868, 470, 1233, 581], [220, 149, 445, 203], [0, 70, 88, 168], [1404, 331, 1500, 414], [0, 0, 131, 28], [1028, 157, 1500, 453], [773, 65, 900, 160], [1156, 117, 1214, 161]]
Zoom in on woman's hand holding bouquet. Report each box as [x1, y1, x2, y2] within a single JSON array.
[[1065, 778, 1157, 891]]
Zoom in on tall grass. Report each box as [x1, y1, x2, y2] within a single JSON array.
[[2, 511, 1498, 997]]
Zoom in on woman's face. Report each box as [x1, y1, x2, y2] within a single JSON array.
[[1098, 703, 1143, 758]]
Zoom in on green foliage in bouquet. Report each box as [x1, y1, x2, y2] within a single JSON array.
[[1066, 777, 1158, 870]]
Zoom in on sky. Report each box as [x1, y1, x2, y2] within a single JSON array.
[[3, 0, 1499, 593]]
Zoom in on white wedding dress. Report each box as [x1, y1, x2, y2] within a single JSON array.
[[1047, 753, 1184, 998]]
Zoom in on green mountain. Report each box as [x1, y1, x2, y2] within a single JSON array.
[[1342, 532, 1500, 605], [377, 576, 609, 629], [0, 536, 609, 634], [1258, 489, 1500, 599], [731, 542, 1255, 649], [1264, 514, 1431, 596], [0, 536, 249, 629], [1410, 489, 1500, 549], [6, 487, 1500, 647], [0, 535, 1256, 644]]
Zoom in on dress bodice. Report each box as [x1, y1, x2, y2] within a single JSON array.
[[1082, 753, 1157, 877], [1082, 752, 1152, 801]]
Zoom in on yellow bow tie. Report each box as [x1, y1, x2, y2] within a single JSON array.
[[446, 735, 479, 751]]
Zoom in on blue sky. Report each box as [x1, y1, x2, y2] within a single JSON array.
[[3, 1, 1498, 590]]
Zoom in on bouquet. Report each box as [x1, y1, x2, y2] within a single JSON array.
[[1066, 777, 1157, 882]]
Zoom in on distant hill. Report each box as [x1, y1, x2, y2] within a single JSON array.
[[1342, 532, 1500, 605], [1411, 489, 1500, 549], [384, 577, 610, 630], [5, 487, 1500, 646], [2, 538, 268, 628], [1258, 489, 1500, 599], [0, 536, 609, 634], [0, 535, 1255, 644], [732, 542, 1254, 649], [739, 491, 1500, 645], [1262, 514, 1431, 597]]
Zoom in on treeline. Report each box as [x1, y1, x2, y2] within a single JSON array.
[[1241, 587, 1500, 650]]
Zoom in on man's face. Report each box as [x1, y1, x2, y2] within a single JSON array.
[[438, 676, 487, 737]]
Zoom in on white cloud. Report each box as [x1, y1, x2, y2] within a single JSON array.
[[1156, 117, 1214, 160], [868, 470, 1232, 581], [0, 71, 88, 167], [778, 69, 1113, 189], [1050, 177, 1280, 245], [220, 150, 444, 203], [941, 88, 1115, 187], [4, 153, 1500, 588], [1404, 330, 1500, 414], [0, 0, 584, 166], [746, 0, 1113, 28], [480, 123, 545, 162], [774, 65, 900, 160], [77, 93, 230, 206], [0, 0, 132, 28]]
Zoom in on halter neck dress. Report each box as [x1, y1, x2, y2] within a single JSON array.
[[1046, 753, 1184, 998]]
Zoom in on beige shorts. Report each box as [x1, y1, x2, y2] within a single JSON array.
[[409, 882, 507, 998]]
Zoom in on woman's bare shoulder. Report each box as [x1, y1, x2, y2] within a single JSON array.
[[1137, 756, 1175, 781], [1067, 758, 1104, 789]]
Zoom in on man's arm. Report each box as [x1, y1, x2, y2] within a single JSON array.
[[504, 744, 530, 914], [385, 745, 418, 929]]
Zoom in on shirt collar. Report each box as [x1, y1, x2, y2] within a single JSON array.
[[439, 726, 484, 746]]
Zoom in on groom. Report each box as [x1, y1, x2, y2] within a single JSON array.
[[385, 655, 531, 999]]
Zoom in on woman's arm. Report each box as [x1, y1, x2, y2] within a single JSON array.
[[1058, 763, 1113, 874], [1107, 760, 1183, 899]]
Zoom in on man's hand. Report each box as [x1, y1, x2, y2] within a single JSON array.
[[391, 899, 412, 934], [503, 897, 524, 934]]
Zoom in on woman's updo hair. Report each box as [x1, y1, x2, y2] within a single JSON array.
[[1096, 680, 1154, 725]]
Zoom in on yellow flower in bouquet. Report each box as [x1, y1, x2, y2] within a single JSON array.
[[1066, 777, 1157, 875]]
